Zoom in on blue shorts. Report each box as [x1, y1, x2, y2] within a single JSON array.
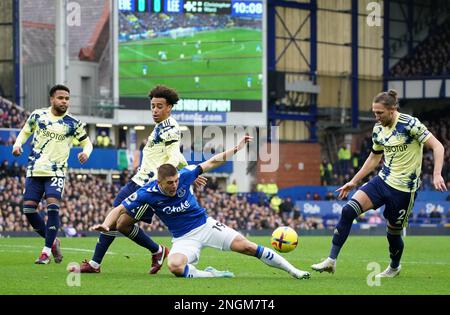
[[360, 176, 417, 229], [115, 180, 153, 224], [23, 177, 65, 202]]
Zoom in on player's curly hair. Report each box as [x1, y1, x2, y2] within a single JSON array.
[[373, 89, 399, 109], [49, 84, 70, 97], [148, 85, 179, 106]]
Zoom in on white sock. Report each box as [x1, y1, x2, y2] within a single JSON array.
[[153, 245, 162, 256], [258, 246, 297, 274], [42, 246, 52, 256], [89, 260, 100, 269], [182, 264, 214, 278]]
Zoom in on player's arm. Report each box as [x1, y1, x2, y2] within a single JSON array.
[[350, 151, 383, 185], [199, 135, 252, 173], [336, 152, 383, 199], [12, 112, 35, 156], [166, 139, 207, 189], [78, 136, 93, 164], [165, 140, 188, 169], [424, 134, 447, 192], [92, 204, 127, 232], [74, 121, 93, 164]]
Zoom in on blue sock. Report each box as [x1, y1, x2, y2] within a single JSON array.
[[387, 231, 404, 268], [23, 205, 46, 238], [329, 199, 361, 259], [45, 204, 60, 248], [127, 225, 159, 253], [92, 231, 118, 264]]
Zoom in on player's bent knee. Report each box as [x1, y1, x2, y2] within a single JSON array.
[[116, 214, 134, 235], [167, 255, 186, 276], [23, 200, 38, 207]]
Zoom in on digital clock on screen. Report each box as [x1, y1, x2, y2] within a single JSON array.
[[231, 1, 263, 16]]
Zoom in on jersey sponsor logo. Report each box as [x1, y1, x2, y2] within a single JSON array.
[[36, 129, 66, 141], [162, 200, 190, 214], [385, 144, 408, 153]]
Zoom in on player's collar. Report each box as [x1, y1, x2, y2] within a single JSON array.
[[157, 117, 171, 126], [386, 112, 399, 130], [48, 106, 68, 119]]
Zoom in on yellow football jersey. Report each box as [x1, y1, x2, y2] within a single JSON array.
[[372, 113, 431, 192], [132, 117, 187, 186], [15, 107, 89, 177]]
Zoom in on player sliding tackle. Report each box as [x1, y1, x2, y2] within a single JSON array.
[[93, 136, 310, 279]]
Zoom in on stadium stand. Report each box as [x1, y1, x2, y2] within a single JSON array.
[[1, 108, 449, 234], [22, 0, 108, 62], [389, 18, 450, 77], [0, 163, 332, 234], [0, 97, 30, 129]]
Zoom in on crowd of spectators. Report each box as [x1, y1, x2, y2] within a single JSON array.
[[120, 12, 261, 40], [389, 19, 450, 77], [0, 164, 330, 234], [0, 97, 30, 129]]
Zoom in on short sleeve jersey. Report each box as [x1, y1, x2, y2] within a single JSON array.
[[372, 113, 431, 192], [132, 117, 182, 186], [123, 165, 208, 237], [23, 108, 88, 177]]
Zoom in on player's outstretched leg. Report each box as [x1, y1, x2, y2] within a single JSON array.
[[311, 199, 361, 274], [77, 230, 119, 273], [231, 235, 310, 279], [117, 216, 166, 274], [254, 245, 310, 279], [167, 254, 234, 278]]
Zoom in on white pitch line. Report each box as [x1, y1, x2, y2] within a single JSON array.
[[0, 244, 115, 255], [0, 244, 149, 257]]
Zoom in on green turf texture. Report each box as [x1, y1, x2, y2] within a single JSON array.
[[119, 28, 263, 100], [1, 236, 449, 295]]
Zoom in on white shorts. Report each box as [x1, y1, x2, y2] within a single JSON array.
[[168, 217, 242, 265]]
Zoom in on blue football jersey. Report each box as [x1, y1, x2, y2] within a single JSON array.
[[122, 165, 208, 237]]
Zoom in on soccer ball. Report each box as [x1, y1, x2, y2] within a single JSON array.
[[271, 226, 298, 253]]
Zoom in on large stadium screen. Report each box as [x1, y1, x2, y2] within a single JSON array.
[[117, 0, 265, 126]]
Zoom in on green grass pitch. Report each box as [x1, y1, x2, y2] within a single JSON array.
[[119, 27, 263, 100], [1, 236, 449, 295]]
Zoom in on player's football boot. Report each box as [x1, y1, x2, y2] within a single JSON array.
[[51, 238, 63, 264], [149, 245, 169, 274], [35, 252, 51, 264], [77, 260, 101, 273], [289, 268, 311, 280], [204, 266, 235, 278], [311, 257, 336, 274], [375, 265, 401, 278]]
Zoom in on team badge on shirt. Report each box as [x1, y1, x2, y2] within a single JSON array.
[[177, 188, 186, 198]]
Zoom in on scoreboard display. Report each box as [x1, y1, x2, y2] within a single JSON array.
[[117, 0, 265, 126], [118, 0, 262, 17]]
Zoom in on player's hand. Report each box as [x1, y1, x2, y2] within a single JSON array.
[[194, 175, 207, 190], [92, 224, 109, 232], [336, 180, 357, 200], [236, 135, 253, 151], [12, 146, 22, 157], [78, 152, 88, 164], [433, 174, 447, 192]]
